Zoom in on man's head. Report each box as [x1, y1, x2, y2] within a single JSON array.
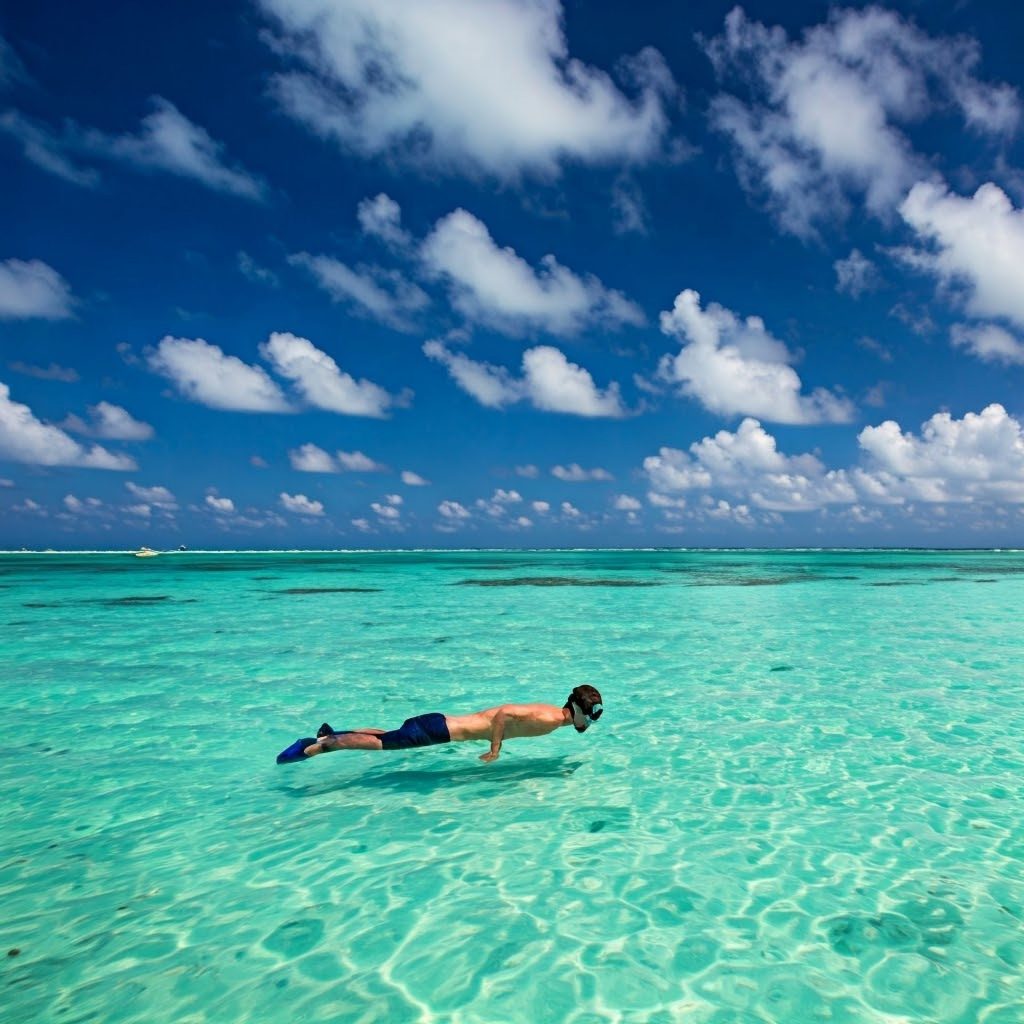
[[565, 684, 603, 732]]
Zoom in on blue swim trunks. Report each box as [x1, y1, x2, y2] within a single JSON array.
[[379, 712, 450, 750]]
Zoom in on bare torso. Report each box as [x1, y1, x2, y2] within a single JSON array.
[[445, 703, 568, 742]]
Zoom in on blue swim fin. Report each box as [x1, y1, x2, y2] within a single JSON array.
[[276, 737, 316, 765]]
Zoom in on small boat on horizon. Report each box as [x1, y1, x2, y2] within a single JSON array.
[[134, 547, 160, 558]]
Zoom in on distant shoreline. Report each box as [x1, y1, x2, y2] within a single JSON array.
[[1, 547, 1022, 555]]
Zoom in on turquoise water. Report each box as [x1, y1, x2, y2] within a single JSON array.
[[2, 549, 1023, 1023]]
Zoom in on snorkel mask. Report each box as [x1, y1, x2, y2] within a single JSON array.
[[565, 686, 604, 732]]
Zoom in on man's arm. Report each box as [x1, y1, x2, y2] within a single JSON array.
[[479, 708, 507, 762]]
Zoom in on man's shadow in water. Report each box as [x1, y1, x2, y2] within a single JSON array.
[[278, 755, 585, 799]]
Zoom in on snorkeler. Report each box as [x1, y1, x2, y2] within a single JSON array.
[[276, 685, 603, 765]]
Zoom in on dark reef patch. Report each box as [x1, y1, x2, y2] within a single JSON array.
[[456, 577, 662, 588], [869, 581, 925, 587], [275, 587, 382, 594], [769, 665, 795, 673]]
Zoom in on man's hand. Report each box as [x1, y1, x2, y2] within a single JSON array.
[[479, 750, 500, 763]]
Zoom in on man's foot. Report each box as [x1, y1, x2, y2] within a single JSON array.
[[276, 737, 318, 764], [316, 722, 335, 738]]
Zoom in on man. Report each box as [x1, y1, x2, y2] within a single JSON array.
[[276, 684, 603, 764]]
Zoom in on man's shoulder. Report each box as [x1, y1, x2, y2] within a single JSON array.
[[500, 702, 562, 717]]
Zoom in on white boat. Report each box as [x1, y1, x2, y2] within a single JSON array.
[[134, 547, 160, 558]]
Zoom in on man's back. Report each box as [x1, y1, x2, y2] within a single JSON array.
[[445, 703, 566, 742]]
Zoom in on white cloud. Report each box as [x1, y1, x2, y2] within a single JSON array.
[[857, 404, 1024, 503], [424, 340, 626, 418], [438, 500, 470, 520], [206, 494, 235, 514], [260, 332, 397, 418], [0, 258, 75, 320], [0, 382, 136, 470], [0, 34, 27, 87], [124, 503, 151, 518], [421, 209, 643, 335], [371, 500, 401, 521], [238, 251, 279, 287], [9, 361, 79, 382], [560, 501, 582, 519], [125, 482, 177, 509], [401, 470, 429, 486], [280, 492, 325, 516], [531, 500, 550, 514], [551, 463, 613, 482], [643, 417, 855, 512], [289, 252, 428, 332], [613, 494, 642, 511], [289, 443, 337, 473], [950, 323, 1024, 366], [898, 181, 1024, 329], [0, 111, 99, 187], [337, 450, 388, 472], [289, 443, 390, 474], [83, 97, 266, 200], [515, 464, 540, 478], [357, 193, 412, 248], [834, 249, 879, 297], [704, 7, 1018, 236], [63, 402, 154, 441], [256, 0, 674, 178], [657, 289, 854, 424], [641, 405, 1024, 511], [611, 176, 649, 235], [148, 336, 290, 412]]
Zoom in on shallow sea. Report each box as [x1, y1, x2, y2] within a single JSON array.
[[1, 549, 1023, 1023]]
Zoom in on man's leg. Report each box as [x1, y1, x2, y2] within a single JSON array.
[[310, 731, 384, 755]]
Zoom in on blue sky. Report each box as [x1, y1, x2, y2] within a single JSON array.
[[3, 0, 1024, 548]]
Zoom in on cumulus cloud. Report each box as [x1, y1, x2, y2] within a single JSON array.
[[0, 258, 75, 320], [898, 182, 1024, 329], [515, 464, 540, 478], [82, 97, 267, 200], [148, 336, 290, 412], [642, 404, 1024, 511], [834, 249, 880, 297], [260, 332, 398, 418], [424, 340, 626, 417], [358, 193, 412, 248], [613, 494, 642, 511], [401, 470, 429, 486], [857, 403, 1024, 503], [289, 443, 389, 473], [125, 482, 177, 509], [280, 492, 325, 516], [551, 463, 613, 482], [704, 6, 1018, 236], [438, 500, 470, 520], [205, 494, 235, 514], [63, 402, 154, 441], [421, 209, 643, 335], [289, 443, 338, 473], [0, 382, 136, 470], [950, 323, 1024, 366], [337, 450, 388, 472], [289, 252, 428, 332], [658, 289, 854, 424], [256, 0, 675, 178]]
